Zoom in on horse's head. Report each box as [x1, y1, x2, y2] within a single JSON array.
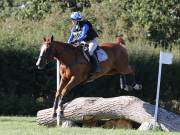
[[36, 36, 55, 69]]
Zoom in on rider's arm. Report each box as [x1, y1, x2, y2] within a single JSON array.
[[76, 24, 89, 42], [67, 27, 75, 44]]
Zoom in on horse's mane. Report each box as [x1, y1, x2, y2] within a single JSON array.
[[53, 41, 83, 53], [53, 41, 77, 49], [53, 41, 69, 46]]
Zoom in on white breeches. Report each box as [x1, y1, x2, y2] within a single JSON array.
[[88, 38, 98, 56]]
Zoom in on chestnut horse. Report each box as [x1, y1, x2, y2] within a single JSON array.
[[36, 36, 141, 124]]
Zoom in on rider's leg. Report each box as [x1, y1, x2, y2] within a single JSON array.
[[88, 38, 100, 72], [90, 54, 100, 72], [88, 38, 98, 56]]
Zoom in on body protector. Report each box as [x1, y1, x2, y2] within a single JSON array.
[[72, 20, 98, 42]]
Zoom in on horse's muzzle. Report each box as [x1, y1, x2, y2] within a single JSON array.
[[36, 62, 44, 70], [37, 66, 43, 70]]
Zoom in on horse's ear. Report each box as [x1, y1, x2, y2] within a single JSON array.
[[51, 35, 54, 42], [43, 37, 46, 42]]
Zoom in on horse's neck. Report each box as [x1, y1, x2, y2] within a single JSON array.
[[54, 41, 76, 64]]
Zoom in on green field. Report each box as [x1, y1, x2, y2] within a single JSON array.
[[0, 117, 179, 135]]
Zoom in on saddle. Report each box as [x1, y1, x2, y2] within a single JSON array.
[[79, 42, 108, 63]]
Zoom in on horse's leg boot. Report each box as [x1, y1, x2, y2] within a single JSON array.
[[52, 112, 57, 118], [90, 54, 101, 73], [52, 95, 60, 118]]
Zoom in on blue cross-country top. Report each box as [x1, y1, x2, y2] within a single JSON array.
[[68, 20, 98, 44]]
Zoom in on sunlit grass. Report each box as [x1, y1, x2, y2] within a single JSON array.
[[0, 117, 179, 135]]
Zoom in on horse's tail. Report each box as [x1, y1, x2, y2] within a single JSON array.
[[115, 35, 126, 46]]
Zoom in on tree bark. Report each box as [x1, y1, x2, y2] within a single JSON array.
[[36, 96, 180, 132]]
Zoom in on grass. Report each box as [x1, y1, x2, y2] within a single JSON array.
[[0, 117, 179, 135]]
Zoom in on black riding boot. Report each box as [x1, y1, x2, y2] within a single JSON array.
[[90, 54, 101, 73]]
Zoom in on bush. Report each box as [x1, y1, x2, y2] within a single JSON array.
[[0, 94, 52, 115]]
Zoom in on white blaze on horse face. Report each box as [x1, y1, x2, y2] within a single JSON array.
[[36, 44, 47, 66]]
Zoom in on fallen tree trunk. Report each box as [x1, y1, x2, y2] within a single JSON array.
[[36, 96, 180, 132]]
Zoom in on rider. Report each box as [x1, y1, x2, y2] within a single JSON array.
[[67, 11, 100, 72]]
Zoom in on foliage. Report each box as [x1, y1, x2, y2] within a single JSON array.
[[0, 1, 179, 115], [0, 18, 180, 115], [0, 0, 62, 20], [118, 0, 180, 44], [13, 0, 53, 20], [0, 94, 52, 115], [62, 0, 180, 44], [0, 0, 179, 43]]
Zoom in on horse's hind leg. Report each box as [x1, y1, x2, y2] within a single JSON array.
[[122, 65, 142, 91], [129, 66, 142, 91], [120, 75, 128, 90], [129, 65, 142, 90]]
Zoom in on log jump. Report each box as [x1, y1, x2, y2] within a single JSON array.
[[36, 96, 180, 132]]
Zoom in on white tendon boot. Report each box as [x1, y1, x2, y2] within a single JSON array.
[[56, 107, 62, 126], [133, 84, 142, 90]]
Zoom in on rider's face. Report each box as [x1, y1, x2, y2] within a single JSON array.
[[71, 19, 78, 25]]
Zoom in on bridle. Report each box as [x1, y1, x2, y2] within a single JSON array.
[[42, 43, 54, 60]]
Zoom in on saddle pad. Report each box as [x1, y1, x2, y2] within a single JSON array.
[[96, 49, 108, 62]]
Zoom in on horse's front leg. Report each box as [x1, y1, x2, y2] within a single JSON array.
[[57, 76, 81, 125], [52, 77, 68, 118]]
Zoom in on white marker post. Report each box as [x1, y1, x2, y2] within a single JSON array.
[[154, 51, 173, 126], [56, 60, 61, 126], [56, 60, 60, 90]]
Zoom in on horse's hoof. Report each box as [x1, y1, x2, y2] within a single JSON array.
[[124, 85, 133, 91], [61, 120, 76, 128], [56, 111, 64, 126], [52, 112, 57, 118]]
